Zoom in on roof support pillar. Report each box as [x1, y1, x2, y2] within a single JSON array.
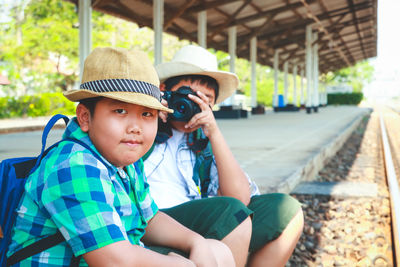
[[293, 64, 298, 106], [305, 24, 313, 113], [300, 68, 305, 106], [283, 61, 288, 106], [78, 0, 92, 81], [153, 0, 164, 65], [322, 86, 327, 105], [198, 11, 207, 48], [319, 84, 327, 106], [250, 37, 257, 108], [221, 26, 237, 106], [312, 32, 319, 112], [273, 50, 279, 108], [228, 26, 236, 74]]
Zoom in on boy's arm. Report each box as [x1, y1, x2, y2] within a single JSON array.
[[142, 211, 219, 266], [187, 92, 251, 205], [83, 239, 194, 267]]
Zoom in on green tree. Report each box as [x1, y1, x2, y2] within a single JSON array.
[[321, 60, 374, 92], [1, 0, 80, 96], [0, 0, 192, 98]]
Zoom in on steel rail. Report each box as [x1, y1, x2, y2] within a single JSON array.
[[380, 114, 400, 265]]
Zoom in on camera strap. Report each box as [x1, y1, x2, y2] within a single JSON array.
[[186, 128, 212, 198]]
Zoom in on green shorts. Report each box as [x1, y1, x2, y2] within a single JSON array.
[[248, 193, 301, 251], [146, 193, 301, 255]]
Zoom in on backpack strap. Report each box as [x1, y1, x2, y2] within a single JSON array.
[[31, 114, 70, 173], [41, 114, 69, 151], [7, 231, 81, 266], [7, 232, 81, 267], [7, 232, 64, 266]]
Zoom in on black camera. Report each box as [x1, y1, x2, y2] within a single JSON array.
[[162, 86, 201, 121]]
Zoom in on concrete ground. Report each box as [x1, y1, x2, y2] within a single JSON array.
[[217, 105, 371, 193], [0, 105, 371, 194]]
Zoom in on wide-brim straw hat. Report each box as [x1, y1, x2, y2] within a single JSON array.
[[64, 47, 172, 113], [156, 45, 239, 104]]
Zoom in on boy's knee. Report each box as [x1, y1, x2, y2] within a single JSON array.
[[290, 208, 304, 230], [225, 216, 252, 242], [207, 239, 235, 267], [237, 216, 252, 238]]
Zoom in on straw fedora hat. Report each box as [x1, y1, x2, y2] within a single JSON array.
[[64, 47, 172, 113], [156, 45, 239, 104]]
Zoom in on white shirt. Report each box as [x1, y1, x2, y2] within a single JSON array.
[[144, 129, 204, 208], [144, 129, 259, 209]]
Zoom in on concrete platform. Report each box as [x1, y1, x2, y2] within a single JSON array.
[[217, 105, 371, 193], [0, 105, 371, 194], [291, 181, 378, 198]]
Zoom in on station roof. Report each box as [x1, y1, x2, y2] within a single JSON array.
[[66, 0, 377, 73]]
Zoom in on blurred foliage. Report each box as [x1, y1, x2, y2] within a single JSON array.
[[320, 61, 374, 93], [1, 0, 80, 96], [0, 92, 76, 118], [327, 92, 364, 105], [0, 0, 189, 99], [0, 0, 374, 117]]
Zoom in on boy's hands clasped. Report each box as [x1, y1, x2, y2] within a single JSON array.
[[185, 91, 218, 137]]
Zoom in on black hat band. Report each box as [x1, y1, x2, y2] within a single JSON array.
[[80, 78, 161, 101]]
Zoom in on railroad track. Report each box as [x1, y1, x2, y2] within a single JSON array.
[[288, 105, 399, 266], [381, 105, 400, 266]]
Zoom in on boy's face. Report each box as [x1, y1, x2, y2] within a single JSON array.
[[77, 98, 158, 167], [162, 79, 216, 133]]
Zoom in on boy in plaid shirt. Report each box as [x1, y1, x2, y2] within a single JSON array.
[[7, 47, 235, 266]]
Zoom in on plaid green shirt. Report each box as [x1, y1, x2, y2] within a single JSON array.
[[7, 117, 158, 266]]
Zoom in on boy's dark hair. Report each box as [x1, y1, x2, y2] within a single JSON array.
[[79, 97, 103, 116], [163, 75, 219, 102]]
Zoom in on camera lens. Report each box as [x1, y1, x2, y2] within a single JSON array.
[[172, 99, 192, 121], [166, 86, 201, 122], [177, 103, 186, 113]]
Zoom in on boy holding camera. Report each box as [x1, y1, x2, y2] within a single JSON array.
[[7, 47, 235, 266], [143, 45, 304, 267]]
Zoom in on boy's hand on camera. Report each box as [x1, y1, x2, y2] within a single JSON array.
[[186, 91, 218, 137], [158, 96, 169, 123]]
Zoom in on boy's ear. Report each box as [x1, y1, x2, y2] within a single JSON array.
[[159, 83, 166, 92], [76, 103, 90, 132]]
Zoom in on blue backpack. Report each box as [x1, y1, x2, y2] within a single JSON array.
[[0, 114, 84, 266]]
